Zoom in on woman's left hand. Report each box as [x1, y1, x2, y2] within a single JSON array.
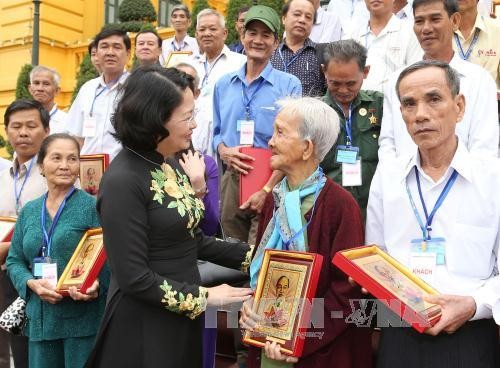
[[264, 341, 299, 364], [68, 279, 99, 301], [179, 150, 206, 191]]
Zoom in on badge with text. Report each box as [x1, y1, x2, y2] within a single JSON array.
[[82, 115, 97, 137], [238, 119, 255, 145], [335, 145, 359, 164], [409, 252, 436, 284], [410, 237, 446, 265], [342, 159, 362, 186], [41, 262, 58, 289]]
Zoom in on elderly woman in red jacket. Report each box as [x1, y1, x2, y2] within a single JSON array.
[[240, 97, 372, 368]]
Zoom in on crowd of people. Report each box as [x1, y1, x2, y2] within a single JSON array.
[[0, 0, 499, 367]]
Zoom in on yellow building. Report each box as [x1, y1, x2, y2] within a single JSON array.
[[0, 0, 227, 157]]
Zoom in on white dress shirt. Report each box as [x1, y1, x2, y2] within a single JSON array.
[[378, 53, 499, 160], [328, 0, 370, 36], [310, 7, 343, 43], [67, 73, 128, 161], [0, 157, 10, 172], [350, 15, 423, 92], [395, 0, 414, 21], [160, 35, 200, 66], [366, 141, 500, 320], [190, 46, 246, 157], [48, 104, 68, 134]]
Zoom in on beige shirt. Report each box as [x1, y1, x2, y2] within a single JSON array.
[[454, 15, 500, 90], [0, 156, 47, 217]]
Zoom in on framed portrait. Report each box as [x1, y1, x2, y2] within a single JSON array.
[[164, 51, 192, 68], [243, 250, 323, 357], [333, 245, 441, 333], [79, 154, 109, 197], [493, 0, 500, 17], [0, 217, 16, 242], [56, 228, 106, 296]]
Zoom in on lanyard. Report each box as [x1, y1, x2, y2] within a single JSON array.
[[454, 28, 480, 61], [40, 187, 76, 258], [278, 47, 301, 73], [13, 158, 35, 214], [172, 39, 185, 52], [90, 73, 125, 116], [49, 108, 58, 119], [405, 167, 458, 240], [276, 173, 324, 250], [241, 78, 266, 119], [334, 102, 354, 145], [201, 53, 224, 88], [364, 23, 372, 50]]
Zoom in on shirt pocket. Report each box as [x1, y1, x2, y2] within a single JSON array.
[[254, 106, 277, 140], [447, 223, 497, 279], [357, 117, 381, 163]]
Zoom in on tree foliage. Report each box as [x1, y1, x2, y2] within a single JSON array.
[[188, 0, 211, 36], [118, 0, 157, 23], [71, 54, 99, 103], [15, 64, 33, 100]]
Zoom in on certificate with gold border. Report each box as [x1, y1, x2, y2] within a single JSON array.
[[56, 228, 106, 295], [0, 217, 16, 242], [164, 51, 192, 68], [333, 245, 441, 332]]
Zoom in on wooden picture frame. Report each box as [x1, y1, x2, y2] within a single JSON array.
[[79, 154, 109, 197], [333, 245, 442, 333], [0, 217, 16, 242], [243, 250, 323, 357], [164, 51, 193, 68], [56, 228, 106, 296]]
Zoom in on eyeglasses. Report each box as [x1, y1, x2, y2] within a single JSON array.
[[174, 109, 198, 125]]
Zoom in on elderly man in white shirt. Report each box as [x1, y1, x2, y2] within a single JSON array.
[[327, 0, 370, 35], [349, 0, 422, 91], [29, 65, 68, 134], [190, 9, 246, 157], [378, 0, 498, 160], [67, 28, 130, 161], [366, 60, 499, 368]]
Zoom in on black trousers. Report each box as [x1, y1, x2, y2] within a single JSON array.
[[377, 319, 499, 368]]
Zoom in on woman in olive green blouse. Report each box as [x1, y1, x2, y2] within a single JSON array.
[[7, 134, 108, 368]]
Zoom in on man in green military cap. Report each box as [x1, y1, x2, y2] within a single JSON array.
[[320, 39, 383, 220]]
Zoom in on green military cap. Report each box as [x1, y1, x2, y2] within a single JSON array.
[[244, 5, 281, 34]]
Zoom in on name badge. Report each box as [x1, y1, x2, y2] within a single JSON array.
[[410, 237, 446, 265], [41, 262, 58, 289], [238, 120, 255, 145], [335, 145, 359, 164], [409, 252, 436, 284], [342, 159, 362, 186], [83, 115, 97, 137], [33, 256, 51, 278]]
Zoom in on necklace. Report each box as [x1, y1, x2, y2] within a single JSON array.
[[126, 147, 164, 167]]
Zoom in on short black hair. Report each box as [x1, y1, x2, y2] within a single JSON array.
[[112, 66, 184, 151], [412, 0, 459, 16], [94, 28, 131, 51], [237, 5, 250, 17], [88, 40, 97, 55], [4, 99, 50, 129], [396, 60, 461, 101], [135, 30, 162, 48], [163, 67, 196, 95], [37, 133, 81, 166], [282, 0, 317, 23], [323, 39, 367, 70]]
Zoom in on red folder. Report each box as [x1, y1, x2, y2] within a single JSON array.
[[239, 147, 273, 206]]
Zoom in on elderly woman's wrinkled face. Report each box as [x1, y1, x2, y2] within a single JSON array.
[[268, 110, 307, 172], [40, 138, 80, 189]]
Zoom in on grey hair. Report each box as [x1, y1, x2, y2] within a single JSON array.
[[277, 97, 340, 161], [30, 65, 61, 88], [323, 39, 367, 70], [197, 8, 226, 29], [171, 4, 191, 19], [174, 62, 200, 87], [396, 60, 461, 101]]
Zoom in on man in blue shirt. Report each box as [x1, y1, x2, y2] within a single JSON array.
[[213, 5, 302, 245]]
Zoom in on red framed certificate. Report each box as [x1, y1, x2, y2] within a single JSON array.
[[56, 228, 106, 296], [80, 154, 109, 197], [243, 250, 323, 357], [333, 245, 441, 333], [0, 217, 16, 242], [239, 147, 272, 205]]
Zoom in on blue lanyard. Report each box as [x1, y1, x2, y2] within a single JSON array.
[[201, 54, 224, 88], [90, 73, 125, 116], [454, 28, 480, 61], [241, 78, 266, 119], [13, 158, 35, 214], [364, 24, 372, 50], [334, 102, 354, 145], [405, 167, 458, 240], [40, 187, 76, 257], [49, 108, 58, 119], [172, 39, 185, 52], [276, 173, 324, 250], [278, 47, 301, 73]]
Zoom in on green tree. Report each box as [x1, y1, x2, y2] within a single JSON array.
[[225, 0, 253, 45], [118, 0, 157, 22], [15, 64, 33, 100], [71, 54, 99, 103], [188, 0, 210, 36]]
